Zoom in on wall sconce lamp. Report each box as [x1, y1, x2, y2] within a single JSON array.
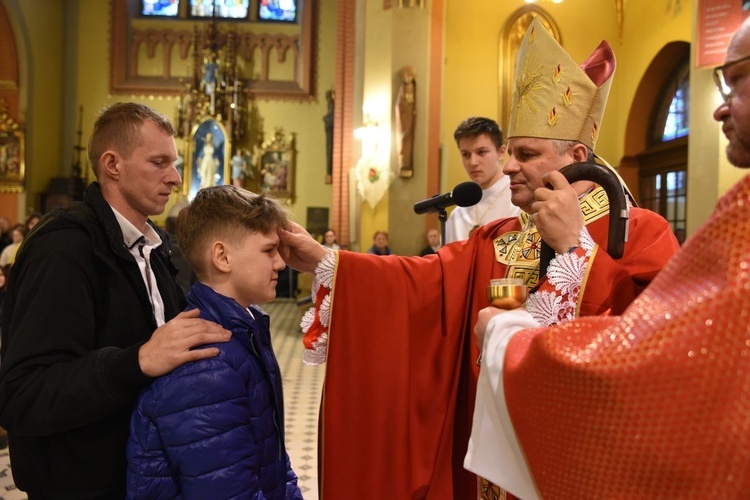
[[354, 114, 380, 154], [353, 114, 391, 210]]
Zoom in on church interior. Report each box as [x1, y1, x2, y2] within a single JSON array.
[[0, 0, 744, 497], [0, 0, 742, 257]]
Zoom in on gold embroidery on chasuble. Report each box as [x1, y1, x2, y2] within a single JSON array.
[[579, 185, 610, 220], [492, 186, 610, 288], [493, 213, 542, 287]]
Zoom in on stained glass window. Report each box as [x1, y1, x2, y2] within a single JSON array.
[[259, 0, 297, 22], [142, 0, 180, 17], [190, 0, 250, 19], [662, 79, 689, 141], [651, 59, 689, 144]]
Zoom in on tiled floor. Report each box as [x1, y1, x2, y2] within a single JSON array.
[[268, 298, 324, 499], [0, 298, 323, 499], [0, 447, 25, 500]]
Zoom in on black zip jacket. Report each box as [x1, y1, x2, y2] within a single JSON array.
[[0, 182, 185, 499]]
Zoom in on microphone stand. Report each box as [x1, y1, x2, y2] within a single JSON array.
[[438, 209, 448, 247]]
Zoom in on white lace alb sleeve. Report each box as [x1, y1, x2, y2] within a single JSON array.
[[526, 227, 595, 326], [300, 250, 336, 365]]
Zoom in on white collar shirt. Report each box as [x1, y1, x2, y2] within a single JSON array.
[[111, 207, 166, 326]]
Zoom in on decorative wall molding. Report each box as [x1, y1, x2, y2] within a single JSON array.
[[109, 0, 318, 101]]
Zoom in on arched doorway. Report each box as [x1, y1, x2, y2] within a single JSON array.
[[621, 41, 690, 244]]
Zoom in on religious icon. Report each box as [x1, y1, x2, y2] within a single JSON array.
[[256, 128, 296, 202], [395, 65, 416, 178], [197, 132, 220, 190], [185, 118, 230, 200], [230, 148, 254, 187], [0, 102, 25, 193], [202, 57, 219, 97]]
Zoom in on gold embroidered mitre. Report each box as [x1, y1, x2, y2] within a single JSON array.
[[508, 17, 615, 150]]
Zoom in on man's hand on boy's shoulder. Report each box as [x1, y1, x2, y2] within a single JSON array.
[[138, 308, 231, 378], [278, 221, 331, 273]]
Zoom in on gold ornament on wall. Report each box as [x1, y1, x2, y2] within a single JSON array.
[[0, 100, 24, 193], [175, 17, 248, 148]]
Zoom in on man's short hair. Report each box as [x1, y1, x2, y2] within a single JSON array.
[[87, 102, 175, 179], [550, 139, 595, 162], [177, 185, 290, 276], [453, 117, 504, 149]]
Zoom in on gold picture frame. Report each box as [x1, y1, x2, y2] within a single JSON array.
[[0, 103, 25, 193], [257, 129, 296, 203], [184, 117, 231, 200]]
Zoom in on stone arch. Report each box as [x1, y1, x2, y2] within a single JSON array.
[[619, 41, 690, 195]]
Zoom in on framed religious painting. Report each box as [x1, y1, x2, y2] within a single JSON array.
[[256, 128, 296, 203], [184, 117, 230, 200], [0, 106, 25, 193]]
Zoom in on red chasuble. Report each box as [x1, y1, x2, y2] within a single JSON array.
[[504, 175, 750, 498], [315, 206, 678, 499]]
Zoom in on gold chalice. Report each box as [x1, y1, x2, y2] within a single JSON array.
[[487, 278, 527, 310]]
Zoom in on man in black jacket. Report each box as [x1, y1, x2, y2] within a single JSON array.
[[0, 102, 231, 499]]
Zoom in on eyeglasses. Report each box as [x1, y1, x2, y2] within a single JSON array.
[[713, 54, 750, 103]]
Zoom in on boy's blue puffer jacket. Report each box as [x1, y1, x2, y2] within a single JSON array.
[[126, 282, 302, 499]]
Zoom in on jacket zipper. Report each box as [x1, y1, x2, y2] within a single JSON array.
[[249, 331, 284, 461]]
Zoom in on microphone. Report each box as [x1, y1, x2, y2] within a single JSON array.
[[413, 181, 483, 215]]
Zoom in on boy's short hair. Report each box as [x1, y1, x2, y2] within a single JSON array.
[[177, 185, 290, 276], [453, 116, 504, 149]]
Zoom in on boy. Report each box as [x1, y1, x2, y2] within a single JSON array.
[[126, 185, 302, 499], [445, 116, 520, 243]]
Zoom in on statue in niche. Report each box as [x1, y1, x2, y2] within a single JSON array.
[[197, 132, 219, 190], [323, 89, 335, 184], [395, 66, 416, 178], [201, 54, 220, 115], [202, 55, 219, 97], [230, 148, 253, 187]]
